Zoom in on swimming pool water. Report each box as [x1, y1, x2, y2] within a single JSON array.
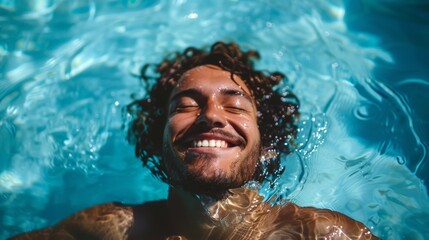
[[1, 0, 428, 239]]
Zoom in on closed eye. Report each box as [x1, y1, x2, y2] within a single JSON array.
[[224, 106, 250, 113], [175, 105, 199, 113], [168, 95, 200, 115]]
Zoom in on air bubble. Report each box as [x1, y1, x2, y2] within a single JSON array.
[[396, 156, 405, 165], [355, 104, 378, 120], [186, 12, 198, 19]]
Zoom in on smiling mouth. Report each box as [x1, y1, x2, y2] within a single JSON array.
[[192, 139, 228, 148], [177, 130, 245, 151]]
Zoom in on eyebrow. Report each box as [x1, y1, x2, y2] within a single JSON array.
[[169, 88, 254, 104], [169, 89, 202, 103], [219, 88, 254, 104]]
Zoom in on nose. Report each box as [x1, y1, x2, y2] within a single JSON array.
[[196, 103, 226, 128]]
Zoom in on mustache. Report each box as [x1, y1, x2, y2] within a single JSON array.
[[177, 128, 246, 147]]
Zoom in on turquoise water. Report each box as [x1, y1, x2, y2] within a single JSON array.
[[1, 0, 428, 239]]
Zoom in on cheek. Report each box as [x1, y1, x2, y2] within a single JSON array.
[[163, 116, 181, 143], [234, 115, 260, 138], [165, 115, 195, 140], [254, 122, 261, 139], [248, 115, 260, 138], [245, 120, 261, 148]]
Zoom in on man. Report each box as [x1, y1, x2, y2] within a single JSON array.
[[11, 42, 379, 239]]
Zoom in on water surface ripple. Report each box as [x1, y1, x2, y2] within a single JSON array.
[[1, 0, 428, 239]]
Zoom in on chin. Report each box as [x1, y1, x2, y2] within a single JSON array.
[[178, 169, 248, 197], [162, 144, 260, 197]]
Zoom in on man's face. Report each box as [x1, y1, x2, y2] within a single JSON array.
[[162, 65, 261, 194]]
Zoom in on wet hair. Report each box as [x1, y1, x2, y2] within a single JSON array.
[[127, 42, 299, 183]]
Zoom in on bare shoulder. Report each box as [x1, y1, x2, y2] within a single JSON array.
[[9, 202, 135, 240], [274, 202, 380, 239]]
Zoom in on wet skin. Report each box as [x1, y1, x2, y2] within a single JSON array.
[[9, 188, 380, 239], [10, 65, 380, 240], [162, 65, 261, 195]]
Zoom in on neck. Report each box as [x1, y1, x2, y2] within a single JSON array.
[[166, 185, 274, 239], [167, 185, 265, 225]]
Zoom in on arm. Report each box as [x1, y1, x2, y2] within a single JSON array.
[[9, 203, 134, 240]]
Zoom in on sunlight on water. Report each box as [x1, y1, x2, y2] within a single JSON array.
[[1, 0, 428, 239]]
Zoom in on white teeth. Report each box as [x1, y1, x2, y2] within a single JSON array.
[[209, 140, 216, 147], [193, 140, 228, 148]]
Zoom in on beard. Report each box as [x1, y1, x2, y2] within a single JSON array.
[[162, 141, 261, 199]]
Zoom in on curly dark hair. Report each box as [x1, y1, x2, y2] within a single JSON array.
[[127, 42, 299, 184]]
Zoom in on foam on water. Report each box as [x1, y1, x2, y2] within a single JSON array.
[[1, 0, 428, 239]]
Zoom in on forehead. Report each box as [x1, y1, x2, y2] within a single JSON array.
[[171, 65, 253, 96]]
